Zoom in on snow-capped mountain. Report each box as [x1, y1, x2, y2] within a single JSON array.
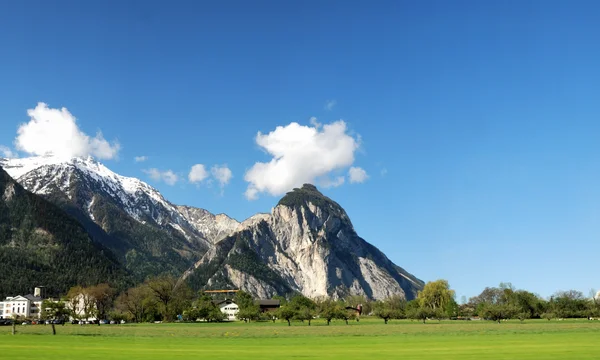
[[1, 155, 238, 242], [3, 155, 175, 221], [0, 155, 239, 279]]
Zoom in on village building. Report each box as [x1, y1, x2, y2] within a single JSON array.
[[257, 299, 281, 313], [213, 299, 239, 320], [0, 287, 45, 319], [211, 298, 281, 320]]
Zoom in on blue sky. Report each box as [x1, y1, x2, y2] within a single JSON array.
[[1, 0, 600, 300]]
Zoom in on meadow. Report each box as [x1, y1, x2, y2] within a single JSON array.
[[2, 318, 599, 359]]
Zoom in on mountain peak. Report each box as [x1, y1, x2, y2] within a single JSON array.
[[277, 183, 341, 211], [300, 183, 319, 191], [186, 181, 423, 300], [0, 154, 104, 179]]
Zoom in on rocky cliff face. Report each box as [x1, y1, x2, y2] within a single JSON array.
[[176, 206, 240, 244], [185, 184, 423, 300]]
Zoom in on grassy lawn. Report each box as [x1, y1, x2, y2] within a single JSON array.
[[1, 318, 599, 359]]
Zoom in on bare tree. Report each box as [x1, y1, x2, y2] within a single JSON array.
[[87, 284, 116, 324], [41, 300, 69, 335]]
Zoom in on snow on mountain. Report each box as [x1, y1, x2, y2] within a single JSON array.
[[0, 155, 237, 245]]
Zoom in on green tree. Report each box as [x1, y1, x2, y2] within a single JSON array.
[[287, 295, 317, 325], [276, 305, 297, 326], [115, 285, 156, 323], [550, 290, 590, 318], [108, 310, 128, 324], [480, 303, 518, 323], [470, 283, 543, 321], [233, 290, 260, 322], [373, 296, 406, 324], [318, 299, 344, 325], [405, 300, 434, 324], [512, 290, 543, 319], [182, 308, 200, 322], [337, 306, 357, 325], [517, 311, 531, 323], [417, 279, 456, 317], [147, 275, 192, 321], [193, 292, 215, 321], [237, 305, 260, 322], [458, 302, 475, 318], [289, 295, 316, 310], [234, 290, 255, 309], [296, 306, 316, 326], [208, 307, 225, 322], [40, 300, 70, 335]]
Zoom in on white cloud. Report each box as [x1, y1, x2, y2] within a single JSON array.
[[188, 164, 209, 183], [309, 116, 321, 129], [0, 145, 18, 159], [244, 120, 360, 200], [134, 156, 148, 163], [211, 165, 233, 187], [320, 176, 345, 188], [380, 168, 388, 177], [15, 102, 120, 160], [324, 100, 337, 111], [144, 168, 178, 185], [348, 166, 369, 184]]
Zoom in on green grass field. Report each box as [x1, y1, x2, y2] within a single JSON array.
[[2, 318, 599, 359]]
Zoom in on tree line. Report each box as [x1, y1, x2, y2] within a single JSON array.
[[370, 280, 600, 324], [11, 277, 600, 336]]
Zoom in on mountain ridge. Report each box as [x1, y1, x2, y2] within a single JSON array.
[[0, 155, 237, 279], [1, 156, 423, 300]]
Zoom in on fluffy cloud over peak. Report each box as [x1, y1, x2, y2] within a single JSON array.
[[134, 156, 148, 162], [15, 102, 120, 160], [320, 176, 345, 188], [144, 168, 178, 185], [348, 166, 368, 183], [211, 165, 233, 187], [188, 164, 209, 183], [244, 120, 360, 200], [188, 163, 233, 191]]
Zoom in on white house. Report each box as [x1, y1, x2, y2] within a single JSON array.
[[1, 293, 43, 319], [215, 299, 239, 321], [1, 286, 100, 322]]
